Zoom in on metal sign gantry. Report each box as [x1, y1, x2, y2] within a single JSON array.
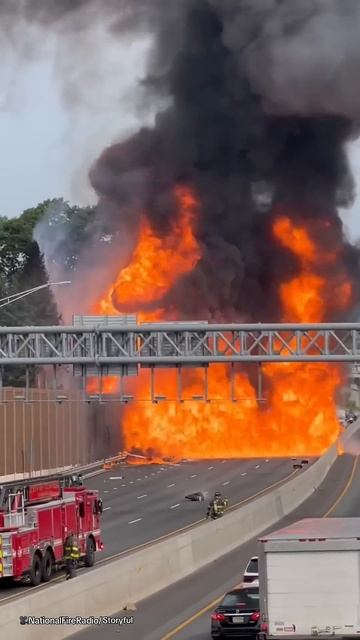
[[0, 320, 359, 371]]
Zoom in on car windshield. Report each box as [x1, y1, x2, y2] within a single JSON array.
[[246, 558, 258, 573], [222, 589, 259, 608]]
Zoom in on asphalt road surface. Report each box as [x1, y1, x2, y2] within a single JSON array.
[[86, 457, 304, 557], [0, 456, 302, 601], [70, 451, 359, 640]]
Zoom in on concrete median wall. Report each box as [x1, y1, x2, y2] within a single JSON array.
[[2, 422, 359, 639]]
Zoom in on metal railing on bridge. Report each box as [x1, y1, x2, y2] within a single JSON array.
[[0, 318, 358, 372]]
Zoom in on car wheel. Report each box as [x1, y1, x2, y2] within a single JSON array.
[[41, 550, 53, 582], [29, 554, 42, 586], [84, 537, 96, 567]]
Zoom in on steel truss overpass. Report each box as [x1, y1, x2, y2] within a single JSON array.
[[0, 322, 359, 373]]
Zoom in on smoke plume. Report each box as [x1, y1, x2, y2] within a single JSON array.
[[24, 0, 360, 321]]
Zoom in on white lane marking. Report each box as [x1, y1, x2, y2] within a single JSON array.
[[168, 483, 175, 488], [110, 476, 123, 480], [255, 465, 260, 469], [113, 487, 117, 490], [151, 472, 156, 476], [137, 478, 142, 480], [128, 518, 142, 524], [222, 481, 230, 486], [137, 494, 147, 499], [190, 474, 197, 478], [265, 459, 269, 463], [103, 507, 111, 511], [208, 466, 214, 470], [170, 503, 180, 509], [130, 481, 134, 484], [104, 490, 109, 494], [121, 484, 127, 487], [157, 471, 162, 474], [145, 475, 148, 478], [241, 472, 247, 476]]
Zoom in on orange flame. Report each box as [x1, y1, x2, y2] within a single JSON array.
[[91, 198, 350, 458]]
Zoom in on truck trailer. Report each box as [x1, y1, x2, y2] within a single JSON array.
[[258, 518, 360, 640], [0, 474, 103, 586]]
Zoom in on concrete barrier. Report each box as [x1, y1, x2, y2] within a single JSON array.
[[3, 422, 359, 639]]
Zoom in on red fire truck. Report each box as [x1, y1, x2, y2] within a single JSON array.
[[0, 473, 103, 586]]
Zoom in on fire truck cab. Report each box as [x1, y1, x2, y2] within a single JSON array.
[[0, 474, 104, 586]]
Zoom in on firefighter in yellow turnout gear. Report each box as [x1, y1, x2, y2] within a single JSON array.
[[206, 492, 229, 519], [64, 533, 80, 580]]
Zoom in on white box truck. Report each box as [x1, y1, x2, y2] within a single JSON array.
[[258, 518, 360, 640]]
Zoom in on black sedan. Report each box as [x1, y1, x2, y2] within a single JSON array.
[[211, 583, 260, 638]]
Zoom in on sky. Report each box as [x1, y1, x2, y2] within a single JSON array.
[[0, 30, 360, 243], [0, 30, 154, 218]]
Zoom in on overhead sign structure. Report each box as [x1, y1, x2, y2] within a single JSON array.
[[0, 321, 358, 372]]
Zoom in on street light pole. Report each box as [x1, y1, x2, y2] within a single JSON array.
[[0, 281, 71, 309]]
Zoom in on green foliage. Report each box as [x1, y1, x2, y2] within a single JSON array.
[[0, 201, 63, 385], [0, 197, 99, 385]]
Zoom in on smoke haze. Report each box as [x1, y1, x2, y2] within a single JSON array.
[[8, 0, 358, 321]]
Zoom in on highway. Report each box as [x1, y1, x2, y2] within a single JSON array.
[[0, 456, 301, 601], [70, 449, 360, 640], [85, 456, 304, 556]]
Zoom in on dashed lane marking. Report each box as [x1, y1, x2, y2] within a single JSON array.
[[208, 466, 214, 470], [190, 474, 197, 478], [168, 484, 175, 488], [0, 466, 300, 606], [137, 494, 147, 499], [222, 481, 230, 486], [103, 507, 111, 511], [159, 460, 359, 639], [170, 503, 180, 509], [110, 476, 123, 480], [255, 465, 260, 469], [241, 472, 247, 476], [128, 518, 142, 524]]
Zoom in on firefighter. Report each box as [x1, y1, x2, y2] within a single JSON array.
[[206, 492, 229, 519], [206, 492, 220, 519], [64, 532, 80, 580]]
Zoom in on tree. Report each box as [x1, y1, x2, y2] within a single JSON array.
[[0, 202, 62, 385]]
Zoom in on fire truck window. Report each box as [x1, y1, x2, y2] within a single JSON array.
[[79, 502, 85, 518]]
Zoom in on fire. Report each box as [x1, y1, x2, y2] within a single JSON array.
[[92, 186, 200, 319], [91, 194, 351, 458], [87, 186, 200, 395]]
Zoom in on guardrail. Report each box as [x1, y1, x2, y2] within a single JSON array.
[[0, 452, 129, 485]]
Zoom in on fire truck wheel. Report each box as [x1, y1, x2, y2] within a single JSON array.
[[41, 551, 53, 582], [84, 538, 96, 567], [29, 554, 42, 586]]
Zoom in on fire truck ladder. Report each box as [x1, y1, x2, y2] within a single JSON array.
[[5, 491, 25, 528], [0, 472, 82, 493]]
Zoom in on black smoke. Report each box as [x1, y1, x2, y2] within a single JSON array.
[[21, 0, 360, 321]]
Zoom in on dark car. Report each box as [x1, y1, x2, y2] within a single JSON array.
[[185, 491, 205, 501], [211, 583, 260, 638]]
